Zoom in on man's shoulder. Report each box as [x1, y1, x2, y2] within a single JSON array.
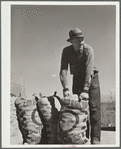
[[83, 43, 93, 55], [62, 45, 73, 54], [63, 45, 73, 51]]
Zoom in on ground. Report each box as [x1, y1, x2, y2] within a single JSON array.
[[101, 131, 116, 145]]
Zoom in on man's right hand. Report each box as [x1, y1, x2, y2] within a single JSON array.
[[63, 88, 71, 97]]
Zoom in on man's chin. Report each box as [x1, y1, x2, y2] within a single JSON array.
[[80, 45, 84, 49]]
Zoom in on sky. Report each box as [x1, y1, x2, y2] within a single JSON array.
[[11, 4, 116, 99]]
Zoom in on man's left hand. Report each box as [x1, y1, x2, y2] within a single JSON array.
[[79, 92, 89, 100]]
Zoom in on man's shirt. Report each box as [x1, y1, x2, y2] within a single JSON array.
[[60, 43, 97, 92]]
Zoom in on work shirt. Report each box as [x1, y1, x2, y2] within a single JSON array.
[[60, 43, 98, 92]]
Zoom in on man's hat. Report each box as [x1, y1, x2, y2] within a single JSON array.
[[67, 28, 85, 42]]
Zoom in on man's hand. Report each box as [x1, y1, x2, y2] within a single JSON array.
[[63, 88, 71, 97], [79, 92, 89, 100]]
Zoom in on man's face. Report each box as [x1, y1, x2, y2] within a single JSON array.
[[71, 37, 84, 53]]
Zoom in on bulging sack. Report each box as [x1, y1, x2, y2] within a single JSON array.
[[57, 95, 90, 144], [10, 97, 23, 144], [37, 96, 60, 144], [15, 97, 42, 144]]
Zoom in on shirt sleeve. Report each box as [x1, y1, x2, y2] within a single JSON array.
[[60, 48, 69, 89], [60, 48, 68, 71], [83, 47, 94, 93]]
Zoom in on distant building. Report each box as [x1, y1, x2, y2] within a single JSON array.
[[11, 72, 26, 97]]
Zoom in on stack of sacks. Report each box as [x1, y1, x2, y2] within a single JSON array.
[[15, 97, 42, 144], [37, 95, 60, 144], [10, 96, 23, 144], [57, 94, 90, 144]]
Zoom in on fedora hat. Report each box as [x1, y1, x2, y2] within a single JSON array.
[[67, 28, 85, 42]]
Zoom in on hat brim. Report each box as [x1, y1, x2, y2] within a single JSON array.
[[67, 34, 85, 42]]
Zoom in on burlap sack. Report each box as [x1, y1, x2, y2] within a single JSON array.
[[37, 96, 60, 144], [15, 97, 42, 144], [57, 95, 90, 144], [10, 97, 23, 144]]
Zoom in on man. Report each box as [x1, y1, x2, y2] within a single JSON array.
[[59, 28, 101, 144]]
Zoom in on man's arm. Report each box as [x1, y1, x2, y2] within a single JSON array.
[[60, 70, 71, 97], [79, 47, 94, 100], [83, 47, 94, 93], [60, 48, 68, 89], [60, 69, 68, 90], [60, 48, 71, 96]]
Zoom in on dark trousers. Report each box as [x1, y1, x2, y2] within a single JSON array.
[[72, 73, 101, 142]]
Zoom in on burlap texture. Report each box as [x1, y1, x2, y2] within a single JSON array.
[[37, 96, 59, 144], [10, 97, 23, 144], [57, 96, 90, 144], [15, 97, 42, 144]]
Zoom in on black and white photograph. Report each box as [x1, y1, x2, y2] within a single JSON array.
[[1, 1, 120, 148]]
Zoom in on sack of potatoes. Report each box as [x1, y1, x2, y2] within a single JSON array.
[[15, 97, 43, 144], [10, 96, 23, 144], [57, 94, 90, 144], [37, 95, 60, 144]]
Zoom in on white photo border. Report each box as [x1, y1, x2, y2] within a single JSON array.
[[1, 1, 120, 148]]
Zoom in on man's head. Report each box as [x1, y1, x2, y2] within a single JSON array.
[[67, 28, 85, 53]]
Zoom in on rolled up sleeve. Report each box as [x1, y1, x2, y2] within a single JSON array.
[[60, 49, 68, 71]]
